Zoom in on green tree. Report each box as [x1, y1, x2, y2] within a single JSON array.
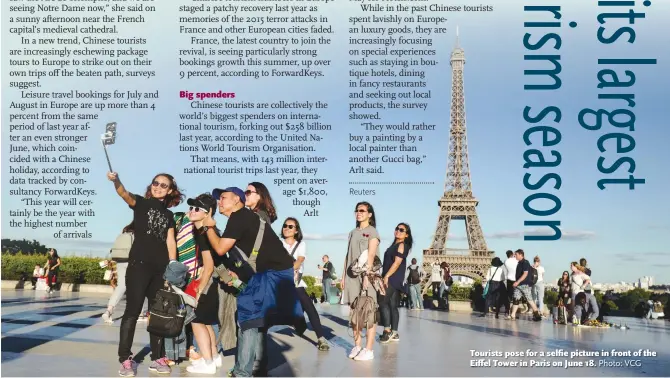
[[603, 300, 618, 311], [544, 290, 558, 309], [615, 288, 651, 312], [302, 275, 322, 299], [1, 239, 48, 255]]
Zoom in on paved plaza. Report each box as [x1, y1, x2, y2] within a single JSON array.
[[1, 289, 669, 377]]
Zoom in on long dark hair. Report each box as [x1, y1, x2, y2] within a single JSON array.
[[122, 221, 134, 234], [49, 248, 59, 259], [393, 222, 413, 250], [560, 270, 570, 283], [144, 173, 185, 208], [355, 201, 376, 228], [281, 217, 303, 242], [440, 262, 450, 279], [248, 182, 277, 224]]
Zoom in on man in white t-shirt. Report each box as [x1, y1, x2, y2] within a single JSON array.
[[532, 256, 546, 315], [503, 250, 518, 314]]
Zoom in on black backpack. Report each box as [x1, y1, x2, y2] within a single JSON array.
[[527, 261, 538, 285], [408, 266, 421, 284], [147, 284, 186, 338]]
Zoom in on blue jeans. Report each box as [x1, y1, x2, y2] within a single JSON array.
[[409, 284, 423, 309], [439, 281, 450, 302], [233, 327, 263, 377], [322, 278, 332, 302]]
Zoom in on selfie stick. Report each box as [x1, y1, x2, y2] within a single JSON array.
[[101, 122, 117, 172]]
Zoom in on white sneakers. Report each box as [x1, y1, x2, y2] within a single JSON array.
[[187, 360, 216, 374], [186, 353, 222, 375], [349, 346, 374, 361], [214, 354, 222, 368], [354, 348, 374, 361]]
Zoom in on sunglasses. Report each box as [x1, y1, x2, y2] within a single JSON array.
[[245, 190, 257, 196], [283, 224, 295, 229], [152, 181, 169, 189], [395, 227, 406, 233], [189, 206, 207, 213], [355, 209, 367, 213]]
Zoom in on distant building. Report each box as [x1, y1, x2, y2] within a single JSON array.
[[592, 282, 636, 293], [638, 276, 654, 289]]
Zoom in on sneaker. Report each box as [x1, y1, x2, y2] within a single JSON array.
[[252, 369, 268, 377], [214, 353, 222, 368], [102, 311, 113, 324], [317, 337, 330, 351], [148, 357, 171, 374], [354, 348, 374, 361], [348, 346, 362, 359], [389, 331, 399, 342], [187, 360, 216, 374], [379, 330, 391, 344], [119, 357, 137, 377], [532, 311, 542, 322]]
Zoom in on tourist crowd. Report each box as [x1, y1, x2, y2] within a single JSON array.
[[78, 169, 606, 375]]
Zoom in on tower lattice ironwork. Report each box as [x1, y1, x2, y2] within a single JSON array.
[[422, 29, 494, 290]]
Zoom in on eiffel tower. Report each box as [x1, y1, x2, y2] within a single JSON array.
[[423, 29, 494, 288]]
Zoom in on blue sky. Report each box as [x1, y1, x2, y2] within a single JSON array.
[[2, 0, 669, 284]]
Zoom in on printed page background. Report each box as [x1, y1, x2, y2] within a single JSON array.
[[2, 0, 669, 282]]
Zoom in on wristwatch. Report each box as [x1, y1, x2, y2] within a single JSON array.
[[201, 226, 209, 233]]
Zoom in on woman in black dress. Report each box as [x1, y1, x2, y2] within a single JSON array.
[[186, 194, 222, 375], [379, 222, 413, 343]]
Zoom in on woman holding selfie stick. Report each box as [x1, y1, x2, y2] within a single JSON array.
[[107, 171, 184, 377]]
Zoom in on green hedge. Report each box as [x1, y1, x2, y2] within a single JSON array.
[[1, 252, 107, 285]]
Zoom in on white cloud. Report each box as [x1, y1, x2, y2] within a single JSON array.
[[443, 228, 595, 241], [303, 233, 348, 241], [487, 228, 595, 241]]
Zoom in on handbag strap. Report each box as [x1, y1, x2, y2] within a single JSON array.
[[192, 231, 203, 280], [290, 240, 301, 258], [489, 266, 500, 282], [484, 266, 500, 291], [231, 218, 266, 273], [252, 219, 265, 255]]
